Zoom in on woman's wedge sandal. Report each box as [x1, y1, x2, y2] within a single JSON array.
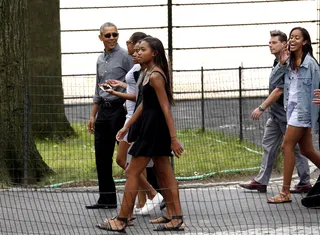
[[149, 216, 171, 224], [96, 216, 128, 233], [153, 215, 185, 231]]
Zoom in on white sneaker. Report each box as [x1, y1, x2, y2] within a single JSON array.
[[135, 199, 152, 215], [133, 205, 142, 215], [138, 193, 163, 215]]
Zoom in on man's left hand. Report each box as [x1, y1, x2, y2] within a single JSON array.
[[251, 108, 263, 120]]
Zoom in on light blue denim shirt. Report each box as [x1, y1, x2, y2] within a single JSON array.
[[271, 53, 320, 133]]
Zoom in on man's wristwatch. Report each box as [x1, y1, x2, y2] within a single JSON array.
[[258, 106, 265, 112]]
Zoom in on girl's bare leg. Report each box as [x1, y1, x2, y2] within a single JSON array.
[[149, 165, 171, 222], [139, 171, 158, 200], [281, 126, 305, 194], [153, 157, 183, 228], [116, 141, 130, 170], [118, 157, 151, 217], [298, 128, 320, 170], [104, 156, 150, 229], [116, 142, 155, 210], [128, 169, 155, 219], [116, 141, 142, 212], [136, 169, 147, 209]]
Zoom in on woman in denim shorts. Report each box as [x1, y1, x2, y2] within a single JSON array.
[[268, 27, 320, 203]]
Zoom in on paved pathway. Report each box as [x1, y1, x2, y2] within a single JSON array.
[[1, 175, 319, 235]]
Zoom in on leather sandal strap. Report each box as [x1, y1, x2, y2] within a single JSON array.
[[172, 215, 184, 228], [172, 215, 183, 220], [280, 192, 289, 197], [161, 216, 171, 223], [176, 221, 184, 228], [116, 216, 128, 223], [150, 216, 171, 224]]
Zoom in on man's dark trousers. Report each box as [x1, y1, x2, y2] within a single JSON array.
[[94, 103, 126, 206]]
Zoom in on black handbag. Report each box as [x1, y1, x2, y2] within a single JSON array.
[[127, 71, 143, 142], [301, 175, 320, 208], [127, 116, 142, 142]]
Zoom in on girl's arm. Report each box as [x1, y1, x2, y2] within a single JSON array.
[[150, 72, 183, 157], [104, 89, 136, 101], [107, 80, 127, 88], [310, 62, 320, 132]]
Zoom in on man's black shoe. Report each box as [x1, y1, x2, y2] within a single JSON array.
[[159, 199, 166, 210], [301, 194, 320, 208], [85, 203, 117, 209]]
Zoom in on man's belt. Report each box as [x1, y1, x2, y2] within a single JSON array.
[[101, 98, 124, 109]]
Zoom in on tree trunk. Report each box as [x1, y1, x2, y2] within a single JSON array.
[[0, 0, 52, 185], [27, 0, 75, 139]]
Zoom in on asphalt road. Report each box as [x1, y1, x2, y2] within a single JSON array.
[[1, 178, 320, 235], [5, 98, 311, 235]]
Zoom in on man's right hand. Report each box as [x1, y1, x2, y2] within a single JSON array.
[[88, 117, 95, 134]]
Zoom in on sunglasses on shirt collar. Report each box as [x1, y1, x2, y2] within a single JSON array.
[[104, 32, 119, 38]]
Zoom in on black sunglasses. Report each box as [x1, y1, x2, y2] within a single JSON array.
[[104, 32, 119, 38]]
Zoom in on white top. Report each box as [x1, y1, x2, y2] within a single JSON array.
[[125, 64, 141, 120], [288, 70, 298, 104], [287, 70, 311, 127]]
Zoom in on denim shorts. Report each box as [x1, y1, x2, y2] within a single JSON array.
[[287, 102, 311, 128]]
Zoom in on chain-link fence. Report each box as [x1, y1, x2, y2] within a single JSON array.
[[2, 0, 320, 234]]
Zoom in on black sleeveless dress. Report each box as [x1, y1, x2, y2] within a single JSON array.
[[128, 71, 172, 157]]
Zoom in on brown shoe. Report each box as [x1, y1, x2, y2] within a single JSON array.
[[290, 184, 312, 194], [239, 180, 267, 192]]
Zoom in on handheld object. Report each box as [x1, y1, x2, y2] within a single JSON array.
[[171, 143, 184, 156], [100, 84, 112, 91]]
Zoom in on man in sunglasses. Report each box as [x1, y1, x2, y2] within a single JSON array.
[[86, 22, 134, 209]]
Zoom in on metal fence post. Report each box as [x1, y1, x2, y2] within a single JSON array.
[[317, 0, 320, 151], [238, 66, 243, 141], [168, 0, 174, 172], [24, 86, 30, 186], [167, 0, 173, 86], [201, 66, 205, 132]]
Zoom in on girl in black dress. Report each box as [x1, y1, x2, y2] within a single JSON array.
[[97, 37, 184, 232]]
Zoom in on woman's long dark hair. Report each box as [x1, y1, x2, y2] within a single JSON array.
[[141, 37, 174, 105], [289, 27, 317, 70]]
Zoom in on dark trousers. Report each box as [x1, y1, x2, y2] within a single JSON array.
[[94, 104, 126, 205]]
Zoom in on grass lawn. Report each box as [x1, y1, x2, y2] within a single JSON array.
[[36, 124, 264, 186]]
